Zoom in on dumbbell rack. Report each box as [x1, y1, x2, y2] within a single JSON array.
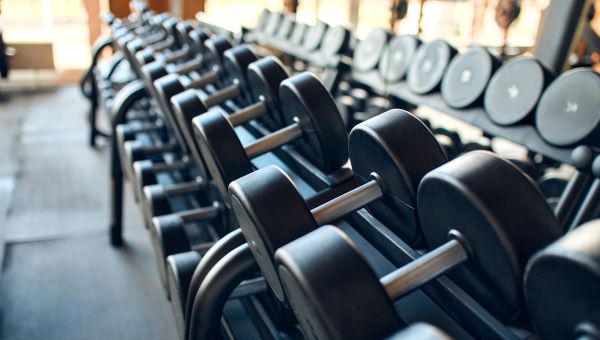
[[351, 70, 587, 165], [214, 101, 527, 339]]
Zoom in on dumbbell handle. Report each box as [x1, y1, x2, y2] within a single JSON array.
[[245, 122, 303, 158], [203, 84, 240, 108], [311, 179, 383, 225], [151, 39, 173, 52], [187, 69, 219, 89], [176, 202, 222, 222], [163, 48, 188, 64], [148, 159, 190, 173], [173, 58, 204, 75], [228, 101, 267, 126], [381, 238, 468, 300], [162, 178, 207, 195]]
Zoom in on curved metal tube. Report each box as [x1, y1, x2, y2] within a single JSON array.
[[187, 244, 257, 340], [184, 229, 245, 339]]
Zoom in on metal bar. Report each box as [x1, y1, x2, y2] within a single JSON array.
[[203, 84, 240, 108], [164, 179, 206, 196], [311, 179, 382, 225], [228, 102, 266, 126], [381, 239, 468, 301], [187, 69, 218, 89], [568, 179, 600, 231], [556, 171, 593, 231], [229, 277, 268, 299], [244, 123, 303, 158], [174, 58, 203, 75], [178, 202, 221, 222]]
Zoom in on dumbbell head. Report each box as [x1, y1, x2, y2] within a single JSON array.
[[441, 46, 501, 109], [379, 35, 421, 83], [289, 22, 308, 47], [195, 72, 346, 202], [353, 28, 390, 72], [228, 109, 446, 302], [263, 11, 283, 39], [484, 56, 554, 126], [536, 68, 600, 146], [150, 214, 191, 294], [302, 21, 329, 52], [418, 151, 561, 320], [188, 27, 210, 55], [203, 35, 234, 73], [275, 14, 296, 42], [320, 25, 351, 57], [524, 219, 600, 340], [407, 40, 458, 95], [274, 151, 561, 339]]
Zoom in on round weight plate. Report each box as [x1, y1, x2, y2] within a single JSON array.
[[247, 56, 290, 129], [279, 72, 348, 174], [171, 90, 210, 179], [276, 15, 296, 41], [524, 220, 600, 340], [275, 226, 403, 339], [535, 68, 600, 146], [320, 25, 351, 57], [222, 45, 258, 96], [441, 47, 498, 109], [154, 74, 188, 147], [189, 28, 210, 55], [353, 28, 389, 72], [141, 60, 168, 83], [349, 109, 447, 245], [229, 166, 317, 302], [379, 35, 421, 83], [407, 40, 457, 94], [417, 151, 561, 321], [256, 9, 272, 32], [264, 12, 283, 38], [484, 57, 550, 126], [176, 21, 195, 46], [290, 23, 308, 47], [302, 21, 328, 52], [203, 36, 233, 75], [193, 110, 253, 202]]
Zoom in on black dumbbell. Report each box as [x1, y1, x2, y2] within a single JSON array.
[[124, 43, 259, 197], [524, 219, 600, 340], [441, 46, 501, 109], [228, 109, 448, 302], [273, 150, 561, 339], [407, 39, 458, 95], [484, 56, 554, 126], [353, 28, 390, 73], [144, 57, 290, 288], [140, 56, 289, 221], [378, 34, 421, 83], [193, 72, 348, 202], [536, 68, 600, 147]]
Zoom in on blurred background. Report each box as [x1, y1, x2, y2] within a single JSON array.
[[1, 0, 584, 88]]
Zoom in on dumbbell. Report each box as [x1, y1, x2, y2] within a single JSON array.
[[524, 219, 600, 340], [122, 43, 256, 195], [273, 150, 561, 339], [441, 46, 501, 109], [133, 23, 200, 67], [535, 68, 600, 147], [144, 57, 290, 288], [352, 28, 390, 73], [407, 39, 458, 95], [378, 34, 421, 84], [140, 55, 289, 218], [228, 109, 448, 303], [139, 34, 230, 91], [193, 72, 348, 203], [484, 56, 554, 126]]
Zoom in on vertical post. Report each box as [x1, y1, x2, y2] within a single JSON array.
[[533, 0, 593, 72], [349, 0, 360, 31]]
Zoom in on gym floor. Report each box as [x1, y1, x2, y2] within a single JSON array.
[[0, 87, 178, 339]]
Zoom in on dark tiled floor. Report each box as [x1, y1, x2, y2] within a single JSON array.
[[0, 87, 178, 339]]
